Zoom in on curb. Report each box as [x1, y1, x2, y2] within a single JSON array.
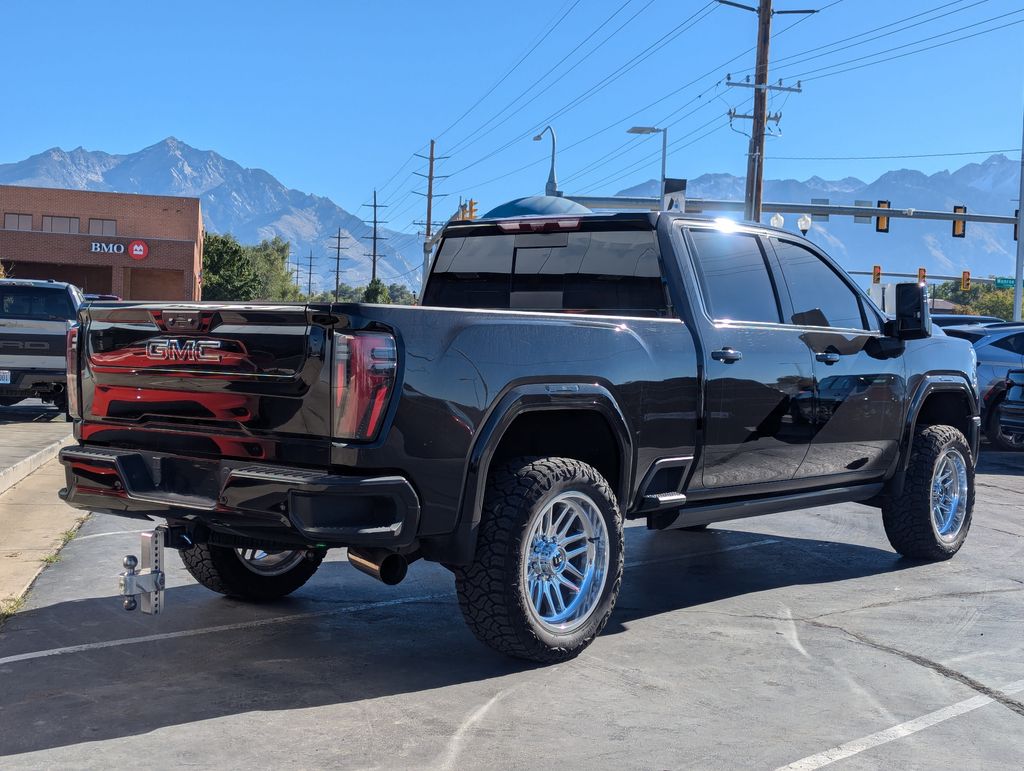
[[0, 434, 75, 497]]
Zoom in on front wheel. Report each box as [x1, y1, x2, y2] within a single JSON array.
[[179, 543, 323, 601], [882, 425, 974, 561], [454, 457, 624, 663]]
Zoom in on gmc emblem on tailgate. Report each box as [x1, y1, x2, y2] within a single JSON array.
[[146, 339, 222, 363]]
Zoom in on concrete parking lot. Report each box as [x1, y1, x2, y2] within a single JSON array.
[[0, 451, 1022, 769]]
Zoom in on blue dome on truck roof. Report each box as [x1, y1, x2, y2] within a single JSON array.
[[482, 195, 592, 219]]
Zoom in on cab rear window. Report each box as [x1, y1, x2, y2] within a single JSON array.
[[424, 229, 669, 316], [0, 286, 74, 320]]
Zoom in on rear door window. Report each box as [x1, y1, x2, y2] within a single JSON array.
[[687, 229, 781, 323], [0, 286, 74, 320], [993, 333, 1024, 355], [425, 228, 669, 316]]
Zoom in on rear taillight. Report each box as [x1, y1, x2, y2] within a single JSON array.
[[66, 326, 81, 419], [332, 332, 397, 441]]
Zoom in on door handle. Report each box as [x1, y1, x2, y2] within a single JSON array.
[[711, 347, 743, 363], [816, 352, 841, 365]]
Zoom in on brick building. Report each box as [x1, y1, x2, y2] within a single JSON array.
[[0, 185, 202, 300]]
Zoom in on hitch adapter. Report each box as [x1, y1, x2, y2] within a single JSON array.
[[119, 529, 167, 614]]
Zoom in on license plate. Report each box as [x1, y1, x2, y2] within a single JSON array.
[[0, 370, 10, 385]]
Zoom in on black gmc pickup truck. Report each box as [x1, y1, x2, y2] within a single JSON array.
[[58, 212, 980, 662]]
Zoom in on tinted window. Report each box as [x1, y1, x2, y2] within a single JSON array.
[[89, 218, 117, 236], [772, 239, 866, 329], [944, 329, 986, 344], [41, 216, 79, 234], [993, 334, 1024, 355], [4, 213, 32, 230], [425, 229, 668, 316], [0, 286, 74, 320], [688, 229, 780, 323]]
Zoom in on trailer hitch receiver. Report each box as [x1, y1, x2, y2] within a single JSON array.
[[119, 529, 166, 614]]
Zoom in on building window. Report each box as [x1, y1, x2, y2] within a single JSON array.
[[88, 218, 117, 236], [3, 213, 32, 230], [41, 216, 80, 234]]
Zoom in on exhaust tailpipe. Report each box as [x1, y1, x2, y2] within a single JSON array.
[[347, 547, 408, 585]]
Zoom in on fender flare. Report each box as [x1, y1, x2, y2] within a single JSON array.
[[443, 382, 633, 565], [889, 374, 980, 494]]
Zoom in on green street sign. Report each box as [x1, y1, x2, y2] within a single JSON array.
[[995, 277, 1015, 289]]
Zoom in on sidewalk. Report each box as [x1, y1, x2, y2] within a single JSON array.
[[0, 416, 74, 497], [0, 459, 84, 608], [0, 409, 78, 610]]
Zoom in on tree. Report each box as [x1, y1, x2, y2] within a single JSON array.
[[249, 236, 302, 301], [932, 278, 1022, 320], [387, 283, 418, 305], [201, 232, 262, 301], [363, 277, 391, 304]]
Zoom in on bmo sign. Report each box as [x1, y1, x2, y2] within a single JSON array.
[[90, 239, 149, 260]]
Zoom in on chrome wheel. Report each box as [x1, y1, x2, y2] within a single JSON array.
[[235, 548, 306, 576], [930, 449, 969, 542], [521, 491, 609, 634]]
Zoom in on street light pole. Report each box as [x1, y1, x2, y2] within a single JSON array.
[[533, 125, 561, 196], [1014, 95, 1024, 322], [627, 126, 668, 202]]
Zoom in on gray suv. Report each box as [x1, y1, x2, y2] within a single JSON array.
[[945, 322, 1024, 450], [0, 278, 83, 412]]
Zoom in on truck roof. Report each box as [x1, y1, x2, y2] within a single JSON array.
[[0, 277, 76, 290]]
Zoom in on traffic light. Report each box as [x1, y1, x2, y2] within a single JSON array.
[[952, 205, 967, 238], [917, 267, 927, 284], [961, 271, 971, 292], [872, 265, 882, 284], [466, 199, 477, 220], [876, 200, 890, 233]]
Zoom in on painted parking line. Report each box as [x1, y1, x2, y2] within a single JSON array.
[[777, 679, 1024, 770], [0, 594, 446, 667]]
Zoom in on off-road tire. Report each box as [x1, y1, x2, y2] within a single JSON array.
[[179, 543, 323, 601], [985, 400, 1024, 451], [454, 457, 624, 663], [882, 425, 974, 561]]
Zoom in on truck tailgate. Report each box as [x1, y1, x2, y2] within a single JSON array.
[[78, 304, 333, 466]]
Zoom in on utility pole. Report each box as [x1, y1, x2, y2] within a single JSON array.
[[719, 0, 813, 221], [361, 189, 388, 282], [1014, 95, 1024, 322], [328, 228, 350, 302], [306, 249, 313, 297], [414, 140, 449, 286]]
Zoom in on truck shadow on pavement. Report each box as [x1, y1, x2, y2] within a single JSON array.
[[0, 526, 922, 757]]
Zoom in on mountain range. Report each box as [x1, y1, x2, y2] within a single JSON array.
[[0, 138, 422, 289], [618, 154, 1021, 280], [0, 138, 1018, 288]]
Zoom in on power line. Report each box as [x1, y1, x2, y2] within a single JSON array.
[[784, 7, 1024, 82], [768, 148, 1023, 161], [444, 0, 648, 158], [442, 1, 720, 182], [434, 0, 582, 142]]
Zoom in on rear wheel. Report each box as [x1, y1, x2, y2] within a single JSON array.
[[454, 457, 623, 663], [179, 543, 323, 601], [985, 400, 1024, 451], [882, 425, 974, 561]]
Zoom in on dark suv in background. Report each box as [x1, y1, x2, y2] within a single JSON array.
[[0, 278, 83, 412]]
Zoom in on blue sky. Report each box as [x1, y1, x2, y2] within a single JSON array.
[[0, 0, 1021, 233]]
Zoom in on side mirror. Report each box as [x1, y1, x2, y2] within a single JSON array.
[[887, 282, 932, 340]]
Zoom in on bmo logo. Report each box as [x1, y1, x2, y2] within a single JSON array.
[[89, 240, 149, 260], [128, 240, 149, 260], [90, 241, 124, 254]]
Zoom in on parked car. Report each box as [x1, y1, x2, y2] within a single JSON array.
[[997, 370, 1024, 446], [944, 322, 1024, 450], [0, 278, 84, 412], [58, 213, 980, 662], [931, 313, 1005, 328]]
